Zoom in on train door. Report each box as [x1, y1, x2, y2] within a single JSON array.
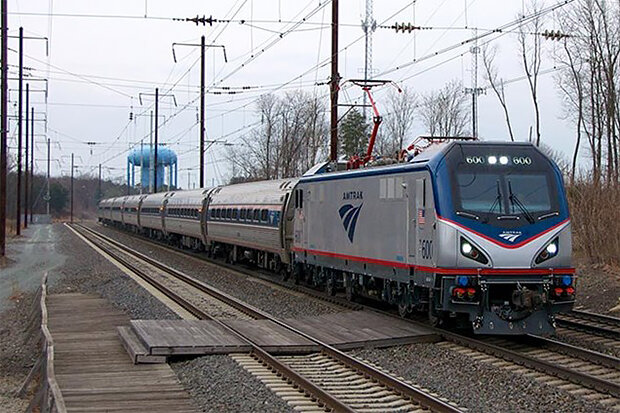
[[161, 198, 169, 236], [121, 197, 127, 226], [293, 186, 307, 251], [415, 176, 434, 267], [137, 196, 144, 229], [200, 195, 210, 246], [406, 179, 417, 263]]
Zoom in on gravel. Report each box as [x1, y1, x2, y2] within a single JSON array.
[[574, 263, 620, 314], [553, 329, 620, 358], [0, 223, 298, 412], [172, 355, 293, 413], [56, 223, 295, 412], [350, 343, 614, 413], [86, 222, 619, 412], [89, 222, 344, 320], [0, 291, 37, 413], [51, 224, 179, 320]]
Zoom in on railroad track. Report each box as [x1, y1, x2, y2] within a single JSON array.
[[556, 310, 620, 341], [85, 223, 620, 408], [71, 223, 461, 413]]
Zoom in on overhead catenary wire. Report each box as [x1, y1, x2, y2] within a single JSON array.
[[36, 1, 575, 181]]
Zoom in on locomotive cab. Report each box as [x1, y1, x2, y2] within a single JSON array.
[[431, 142, 574, 334]]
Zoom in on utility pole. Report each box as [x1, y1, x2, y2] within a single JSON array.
[[24, 83, 28, 228], [97, 163, 101, 202], [70, 153, 74, 223], [149, 110, 153, 193], [361, 0, 376, 119], [329, 0, 339, 162], [172, 38, 226, 188], [200, 35, 205, 188], [29, 106, 33, 223], [46, 137, 50, 215], [139, 139, 143, 194], [465, 31, 484, 139], [154, 88, 158, 193], [139, 90, 176, 193], [16, 27, 23, 236], [0, 0, 6, 256]]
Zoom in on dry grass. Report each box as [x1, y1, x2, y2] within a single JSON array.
[[567, 181, 620, 266], [5, 219, 17, 236]]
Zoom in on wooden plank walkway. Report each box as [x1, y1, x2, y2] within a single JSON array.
[[131, 319, 251, 355], [285, 311, 440, 349], [123, 310, 438, 361], [47, 293, 196, 413]]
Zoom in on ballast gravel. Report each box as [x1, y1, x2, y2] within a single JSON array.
[[52, 223, 292, 412], [89, 222, 344, 319], [554, 329, 620, 358], [350, 343, 614, 413], [172, 355, 293, 413], [0, 291, 36, 413], [52, 224, 179, 320], [85, 223, 618, 412]]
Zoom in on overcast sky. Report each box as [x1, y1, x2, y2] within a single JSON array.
[[7, 0, 575, 188]]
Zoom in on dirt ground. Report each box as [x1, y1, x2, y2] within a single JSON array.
[[574, 260, 620, 314]]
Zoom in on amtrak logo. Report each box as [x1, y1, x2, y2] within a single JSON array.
[[498, 231, 522, 243], [339, 204, 363, 242]]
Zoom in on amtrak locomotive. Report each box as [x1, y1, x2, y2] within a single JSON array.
[[98, 141, 575, 335]]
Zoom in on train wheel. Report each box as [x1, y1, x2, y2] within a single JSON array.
[[280, 267, 290, 282], [345, 275, 355, 302], [326, 276, 335, 296], [292, 263, 302, 285], [428, 306, 447, 327], [398, 303, 411, 318]]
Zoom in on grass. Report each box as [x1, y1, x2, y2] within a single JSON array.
[[567, 181, 620, 266]]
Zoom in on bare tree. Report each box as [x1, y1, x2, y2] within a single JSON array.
[[376, 86, 417, 157], [482, 44, 515, 142], [518, 0, 545, 147], [555, 0, 620, 184], [228, 91, 327, 181], [419, 80, 469, 137]]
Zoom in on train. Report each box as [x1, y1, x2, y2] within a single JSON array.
[[98, 140, 575, 335]]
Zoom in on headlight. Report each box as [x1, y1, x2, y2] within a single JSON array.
[[460, 237, 489, 264], [535, 238, 559, 264]]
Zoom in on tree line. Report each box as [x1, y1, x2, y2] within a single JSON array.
[[228, 0, 618, 187]]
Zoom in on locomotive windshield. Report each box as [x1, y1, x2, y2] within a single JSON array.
[[446, 144, 560, 227]]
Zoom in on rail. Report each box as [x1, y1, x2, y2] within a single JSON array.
[[88, 222, 620, 400], [73, 223, 461, 413], [556, 310, 620, 340]]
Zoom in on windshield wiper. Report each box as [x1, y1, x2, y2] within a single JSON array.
[[538, 211, 559, 221], [487, 180, 502, 215], [508, 180, 535, 224], [482, 180, 502, 223], [456, 211, 480, 221]]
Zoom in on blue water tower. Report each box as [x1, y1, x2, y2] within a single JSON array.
[[127, 145, 177, 192]]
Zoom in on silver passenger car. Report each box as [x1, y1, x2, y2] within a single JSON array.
[[206, 179, 298, 264], [139, 192, 170, 236], [122, 195, 144, 228], [164, 189, 210, 248], [109, 197, 124, 223]]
